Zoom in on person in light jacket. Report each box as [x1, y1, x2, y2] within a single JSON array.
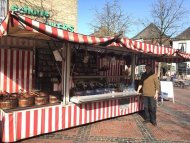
[[137, 64, 159, 126]]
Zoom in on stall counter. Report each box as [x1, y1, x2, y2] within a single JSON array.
[[0, 95, 143, 142]]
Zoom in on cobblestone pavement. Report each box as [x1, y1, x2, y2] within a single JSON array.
[[20, 87, 190, 143]]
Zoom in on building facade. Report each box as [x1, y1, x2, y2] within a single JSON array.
[[0, 0, 78, 32], [172, 27, 190, 77]]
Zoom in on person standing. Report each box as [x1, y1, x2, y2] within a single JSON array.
[[137, 64, 159, 126]]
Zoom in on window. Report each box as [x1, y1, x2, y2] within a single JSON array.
[[178, 43, 187, 52], [0, 0, 7, 23]]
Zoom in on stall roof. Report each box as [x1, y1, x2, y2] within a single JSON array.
[[1, 11, 190, 63]]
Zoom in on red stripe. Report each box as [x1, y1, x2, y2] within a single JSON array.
[[24, 17, 33, 31], [106, 101, 109, 118], [62, 107, 65, 129], [89, 103, 92, 122], [110, 100, 113, 117], [9, 50, 13, 93], [73, 105, 77, 126], [91, 36, 96, 44], [0, 50, 1, 91], [13, 18, 19, 26], [98, 102, 101, 121], [84, 104, 87, 124], [63, 31, 69, 41], [68, 106, 71, 128], [102, 101, 105, 119], [16, 112, 22, 140], [25, 111, 30, 138], [79, 104, 83, 124], [33, 110, 38, 136], [3, 49, 7, 92], [41, 109, 45, 134], [48, 108, 52, 132], [39, 22, 46, 34], [82, 35, 88, 43], [16, 50, 19, 92], [94, 102, 96, 121], [55, 107, 59, 131], [51, 27, 58, 38], [73, 33, 79, 43], [9, 114, 14, 142], [21, 51, 25, 90]]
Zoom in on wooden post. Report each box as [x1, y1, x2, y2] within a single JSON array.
[[131, 53, 136, 88]]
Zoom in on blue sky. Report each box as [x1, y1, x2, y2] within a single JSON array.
[[78, 0, 190, 38]]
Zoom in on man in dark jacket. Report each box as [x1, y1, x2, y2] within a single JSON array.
[[137, 64, 159, 126]]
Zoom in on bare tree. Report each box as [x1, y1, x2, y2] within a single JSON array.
[[90, 0, 132, 37], [150, 0, 188, 45]]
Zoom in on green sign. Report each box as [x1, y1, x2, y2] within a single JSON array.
[[11, 5, 50, 18], [47, 22, 74, 32], [11, 5, 75, 32]]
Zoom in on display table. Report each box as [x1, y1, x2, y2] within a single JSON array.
[[0, 95, 143, 142], [70, 92, 141, 104]]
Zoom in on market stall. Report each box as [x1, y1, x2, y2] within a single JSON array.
[[0, 12, 190, 142]]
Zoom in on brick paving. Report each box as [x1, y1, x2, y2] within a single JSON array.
[[19, 87, 190, 143]]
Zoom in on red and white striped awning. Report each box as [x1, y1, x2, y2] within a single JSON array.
[[1, 12, 190, 62]]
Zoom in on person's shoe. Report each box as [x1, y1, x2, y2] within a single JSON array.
[[143, 120, 150, 124], [151, 121, 157, 126]]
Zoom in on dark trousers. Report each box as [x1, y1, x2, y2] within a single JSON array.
[[143, 96, 157, 123]]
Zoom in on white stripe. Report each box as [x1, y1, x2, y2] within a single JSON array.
[[86, 36, 93, 44], [6, 49, 10, 92], [96, 37, 100, 43], [21, 111, 26, 139], [0, 49, 4, 91], [108, 100, 111, 118], [96, 102, 99, 121], [112, 100, 115, 117], [68, 33, 74, 42], [30, 110, 34, 137], [12, 50, 17, 92], [91, 103, 94, 122], [100, 101, 103, 120], [104, 101, 107, 119], [32, 20, 40, 30], [82, 104, 85, 124], [116, 100, 119, 116], [37, 109, 41, 135], [52, 106, 56, 132], [57, 29, 64, 39], [86, 104, 90, 123], [58, 105, 62, 130], [71, 105, 74, 127], [13, 112, 16, 141], [44, 108, 49, 133], [4, 114, 9, 142], [142, 43, 145, 52], [45, 25, 53, 35], [65, 106, 69, 128], [78, 35, 84, 43], [76, 105, 80, 125]]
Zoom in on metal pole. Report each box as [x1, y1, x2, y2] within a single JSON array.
[[131, 53, 136, 88]]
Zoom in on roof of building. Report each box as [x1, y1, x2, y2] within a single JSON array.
[[132, 23, 168, 40], [175, 27, 190, 40]]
